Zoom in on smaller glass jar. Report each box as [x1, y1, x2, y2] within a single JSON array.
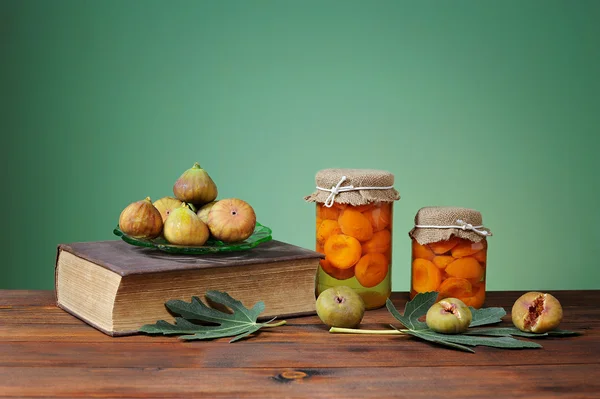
[[408, 207, 492, 309]]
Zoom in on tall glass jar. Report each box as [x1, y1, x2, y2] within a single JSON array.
[[305, 169, 400, 309], [408, 207, 492, 309]]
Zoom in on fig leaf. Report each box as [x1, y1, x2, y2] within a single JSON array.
[[385, 291, 437, 331], [383, 292, 580, 353], [139, 290, 285, 342], [468, 306, 506, 327], [406, 329, 542, 352]]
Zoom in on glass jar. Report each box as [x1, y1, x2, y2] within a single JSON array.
[[315, 201, 394, 309], [304, 168, 400, 310], [408, 207, 492, 309]]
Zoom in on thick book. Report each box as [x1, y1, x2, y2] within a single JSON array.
[[55, 239, 322, 336]]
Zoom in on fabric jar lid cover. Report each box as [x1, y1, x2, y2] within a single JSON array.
[[304, 168, 400, 207], [408, 206, 492, 245]]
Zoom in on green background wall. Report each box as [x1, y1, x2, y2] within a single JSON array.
[[2, 1, 599, 292]]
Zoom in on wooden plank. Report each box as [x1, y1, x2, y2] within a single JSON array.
[[0, 317, 593, 344], [1, 290, 596, 329], [0, 290, 55, 307], [0, 331, 598, 369], [6, 302, 600, 325], [0, 291, 594, 344], [0, 307, 87, 325], [2, 292, 597, 327], [0, 307, 331, 326], [2, 290, 597, 312], [0, 290, 598, 398], [1, 290, 593, 309], [0, 365, 599, 398]]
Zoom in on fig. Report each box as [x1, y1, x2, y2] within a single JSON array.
[[163, 203, 210, 246], [512, 292, 563, 333], [316, 286, 365, 328], [426, 298, 472, 334], [207, 198, 256, 243], [153, 196, 183, 223], [118, 197, 163, 239], [173, 162, 218, 206], [197, 200, 218, 224]]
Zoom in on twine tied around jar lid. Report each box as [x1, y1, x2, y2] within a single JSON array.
[[304, 168, 400, 207], [409, 206, 492, 245]]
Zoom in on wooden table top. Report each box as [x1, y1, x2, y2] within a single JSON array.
[[1, 290, 599, 398]]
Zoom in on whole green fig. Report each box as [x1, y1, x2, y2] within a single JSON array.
[[173, 163, 218, 206], [118, 197, 163, 239], [316, 286, 365, 328], [153, 196, 183, 223], [163, 203, 210, 246], [197, 200, 218, 224], [207, 198, 256, 243]]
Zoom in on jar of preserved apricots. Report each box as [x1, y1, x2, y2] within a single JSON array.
[[304, 169, 400, 309], [408, 207, 492, 308]]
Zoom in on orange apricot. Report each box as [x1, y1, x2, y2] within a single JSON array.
[[437, 277, 473, 300], [316, 241, 325, 254], [451, 239, 486, 258], [338, 209, 374, 242], [363, 203, 392, 232], [319, 258, 355, 280], [317, 219, 342, 245], [317, 204, 340, 220], [461, 284, 486, 308], [473, 249, 487, 263], [333, 203, 348, 211], [428, 236, 460, 255], [361, 229, 391, 255], [411, 258, 442, 293], [468, 273, 485, 286], [324, 234, 362, 269], [355, 253, 389, 288], [412, 240, 435, 261], [445, 256, 484, 281], [353, 203, 376, 212], [432, 255, 454, 270]]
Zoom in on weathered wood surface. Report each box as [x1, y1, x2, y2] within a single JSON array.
[[0, 290, 598, 398]]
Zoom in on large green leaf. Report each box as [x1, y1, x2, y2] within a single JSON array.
[[407, 329, 542, 353], [386, 291, 438, 331], [468, 306, 506, 327], [139, 291, 284, 342], [547, 329, 582, 337], [463, 327, 546, 338]]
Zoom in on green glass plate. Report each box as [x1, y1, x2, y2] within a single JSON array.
[[113, 222, 273, 254]]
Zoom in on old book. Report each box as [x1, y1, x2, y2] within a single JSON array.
[[55, 239, 322, 336]]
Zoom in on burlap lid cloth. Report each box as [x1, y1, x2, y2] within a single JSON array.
[[408, 206, 493, 245], [304, 168, 400, 207]]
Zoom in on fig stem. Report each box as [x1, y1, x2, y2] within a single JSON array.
[[329, 327, 405, 335], [193, 162, 202, 169], [262, 320, 287, 328]]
